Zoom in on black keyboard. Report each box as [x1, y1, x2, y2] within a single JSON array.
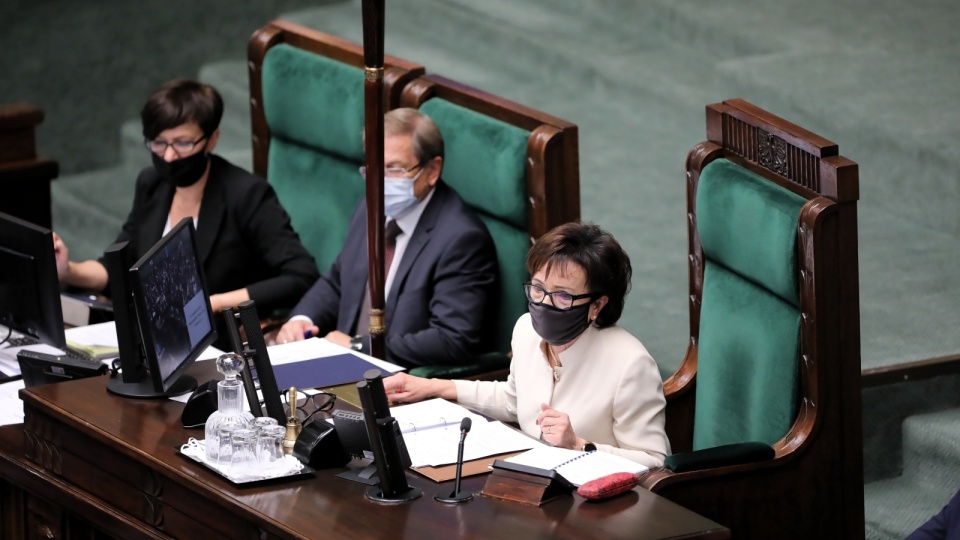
[[3, 336, 97, 363]]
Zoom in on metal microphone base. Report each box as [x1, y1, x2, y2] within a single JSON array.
[[365, 486, 422, 503], [434, 491, 474, 504]]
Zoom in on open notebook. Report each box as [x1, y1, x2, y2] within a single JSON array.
[[389, 398, 538, 468], [504, 444, 648, 486]]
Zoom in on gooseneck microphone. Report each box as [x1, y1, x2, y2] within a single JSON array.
[[435, 417, 474, 504]]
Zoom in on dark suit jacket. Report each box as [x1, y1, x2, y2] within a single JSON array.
[[291, 181, 498, 368], [908, 488, 960, 540], [103, 155, 319, 314]]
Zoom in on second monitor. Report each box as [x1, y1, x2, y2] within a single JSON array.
[[106, 218, 217, 398]]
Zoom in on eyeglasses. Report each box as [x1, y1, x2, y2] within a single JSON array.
[[358, 162, 424, 179], [281, 390, 337, 424], [144, 135, 207, 155], [524, 282, 597, 311]]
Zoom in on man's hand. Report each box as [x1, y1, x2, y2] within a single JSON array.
[[276, 319, 318, 344], [324, 330, 351, 348]]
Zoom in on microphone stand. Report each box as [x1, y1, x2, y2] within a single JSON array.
[[435, 418, 474, 504]]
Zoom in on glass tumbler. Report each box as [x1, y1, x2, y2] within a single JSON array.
[[216, 423, 241, 470], [256, 424, 288, 473], [254, 416, 279, 434], [230, 428, 258, 475]]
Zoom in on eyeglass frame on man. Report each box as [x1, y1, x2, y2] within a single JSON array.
[[358, 162, 424, 179], [144, 135, 208, 156], [523, 282, 599, 311]]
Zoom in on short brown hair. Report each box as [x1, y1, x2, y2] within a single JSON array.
[[140, 79, 223, 140], [526, 221, 632, 327], [384, 107, 444, 163]]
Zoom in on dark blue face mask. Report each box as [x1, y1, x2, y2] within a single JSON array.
[[528, 300, 593, 346]]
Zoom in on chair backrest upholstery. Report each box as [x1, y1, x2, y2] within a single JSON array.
[[400, 75, 580, 357], [248, 21, 425, 272], [692, 158, 805, 449]]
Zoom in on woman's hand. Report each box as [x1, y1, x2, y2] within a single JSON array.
[[537, 403, 582, 450], [382, 372, 456, 405], [52, 232, 70, 281]]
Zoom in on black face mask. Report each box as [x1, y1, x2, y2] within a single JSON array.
[[528, 300, 593, 346], [151, 149, 209, 188]]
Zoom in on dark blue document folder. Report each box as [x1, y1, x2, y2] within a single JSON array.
[[272, 353, 387, 390]]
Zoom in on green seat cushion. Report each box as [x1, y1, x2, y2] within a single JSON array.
[[262, 44, 365, 162], [697, 158, 807, 307], [479, 216, 530, 354], [693, 262, 800, 450], [421, 98, 532, 355], [420, 98, 529, 230], [261, 43, 368, 271], [693, 160, 807, 450], [268, 138, 364, 272], [664, 441, 775, 472]]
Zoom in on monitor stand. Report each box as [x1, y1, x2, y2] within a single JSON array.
[[107, 374, 197, 399]]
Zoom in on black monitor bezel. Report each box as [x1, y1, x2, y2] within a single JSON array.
[[127, 218, 216, 396], [0, 212, 65, 349]]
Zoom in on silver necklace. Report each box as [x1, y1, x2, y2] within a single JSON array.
[[548, 345, 563, 382]]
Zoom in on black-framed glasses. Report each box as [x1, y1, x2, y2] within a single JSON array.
[[144, 135, 207, 155], [358, 162, 424, 179], [281, 390, 337, 424], [524, 282, 597, 311]]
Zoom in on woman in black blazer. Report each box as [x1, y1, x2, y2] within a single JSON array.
[[54, 79, 318, 316]]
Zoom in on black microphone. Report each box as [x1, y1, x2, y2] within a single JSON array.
[[434, 417, 474, 504]]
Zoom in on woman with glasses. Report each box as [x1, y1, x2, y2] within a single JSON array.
[[383, 221, 670, 467], [54, 79, 319, 317]]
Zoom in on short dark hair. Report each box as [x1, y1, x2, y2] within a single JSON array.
[[526, 221, 632, 328], [140, 79, 223, 140]]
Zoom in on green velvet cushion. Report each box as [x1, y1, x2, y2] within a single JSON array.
[[261, 43, 368, 271], [420, 98, 529, 230], [697, 158, 807, 306], [262, 44, 365, 162], [664, 442, 775, 473], [409, 351, 509, 379], [268, 138, 365, 272], [478, 216, 530, 355], [421, 98, 532, 359], [693, 261, 800, 450]]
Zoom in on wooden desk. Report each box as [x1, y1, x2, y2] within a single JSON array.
[[0, 365, 729, 539]]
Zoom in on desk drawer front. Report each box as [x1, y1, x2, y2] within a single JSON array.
[[23, 407, 270, 539]]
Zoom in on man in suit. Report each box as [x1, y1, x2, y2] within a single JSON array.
[[276, 108, 497, 369]]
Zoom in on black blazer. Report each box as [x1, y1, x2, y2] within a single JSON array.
[[291, 181, 498, 368], [103, 155, 319, 314]]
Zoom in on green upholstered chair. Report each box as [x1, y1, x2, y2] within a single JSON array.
[[399, 74, 580, 380], [248, 20, 425, 274], [639, 99, 863, 539]]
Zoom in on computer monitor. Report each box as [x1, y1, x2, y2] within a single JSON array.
[[0, 212, 66, 349], [106, 218, 216, 398]]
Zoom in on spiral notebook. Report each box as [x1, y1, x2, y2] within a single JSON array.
[[503, 444, 648, 486]]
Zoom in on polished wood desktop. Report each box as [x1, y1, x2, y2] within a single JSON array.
[[0, 362, 729, 539]]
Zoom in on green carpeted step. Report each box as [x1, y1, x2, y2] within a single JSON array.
[[864, 476, 954, 540], [198, 60, 252, 155], [864, 407, 960, 539], [51, 163, 141, 261], [901, 409, 960, 494]]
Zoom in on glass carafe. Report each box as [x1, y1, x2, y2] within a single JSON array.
[[204, 352, 255, 462]]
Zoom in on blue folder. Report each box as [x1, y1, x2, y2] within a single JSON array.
[[272, 353, 388, 390]]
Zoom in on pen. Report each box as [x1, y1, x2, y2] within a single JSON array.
[[303, 330, 314, 339]]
